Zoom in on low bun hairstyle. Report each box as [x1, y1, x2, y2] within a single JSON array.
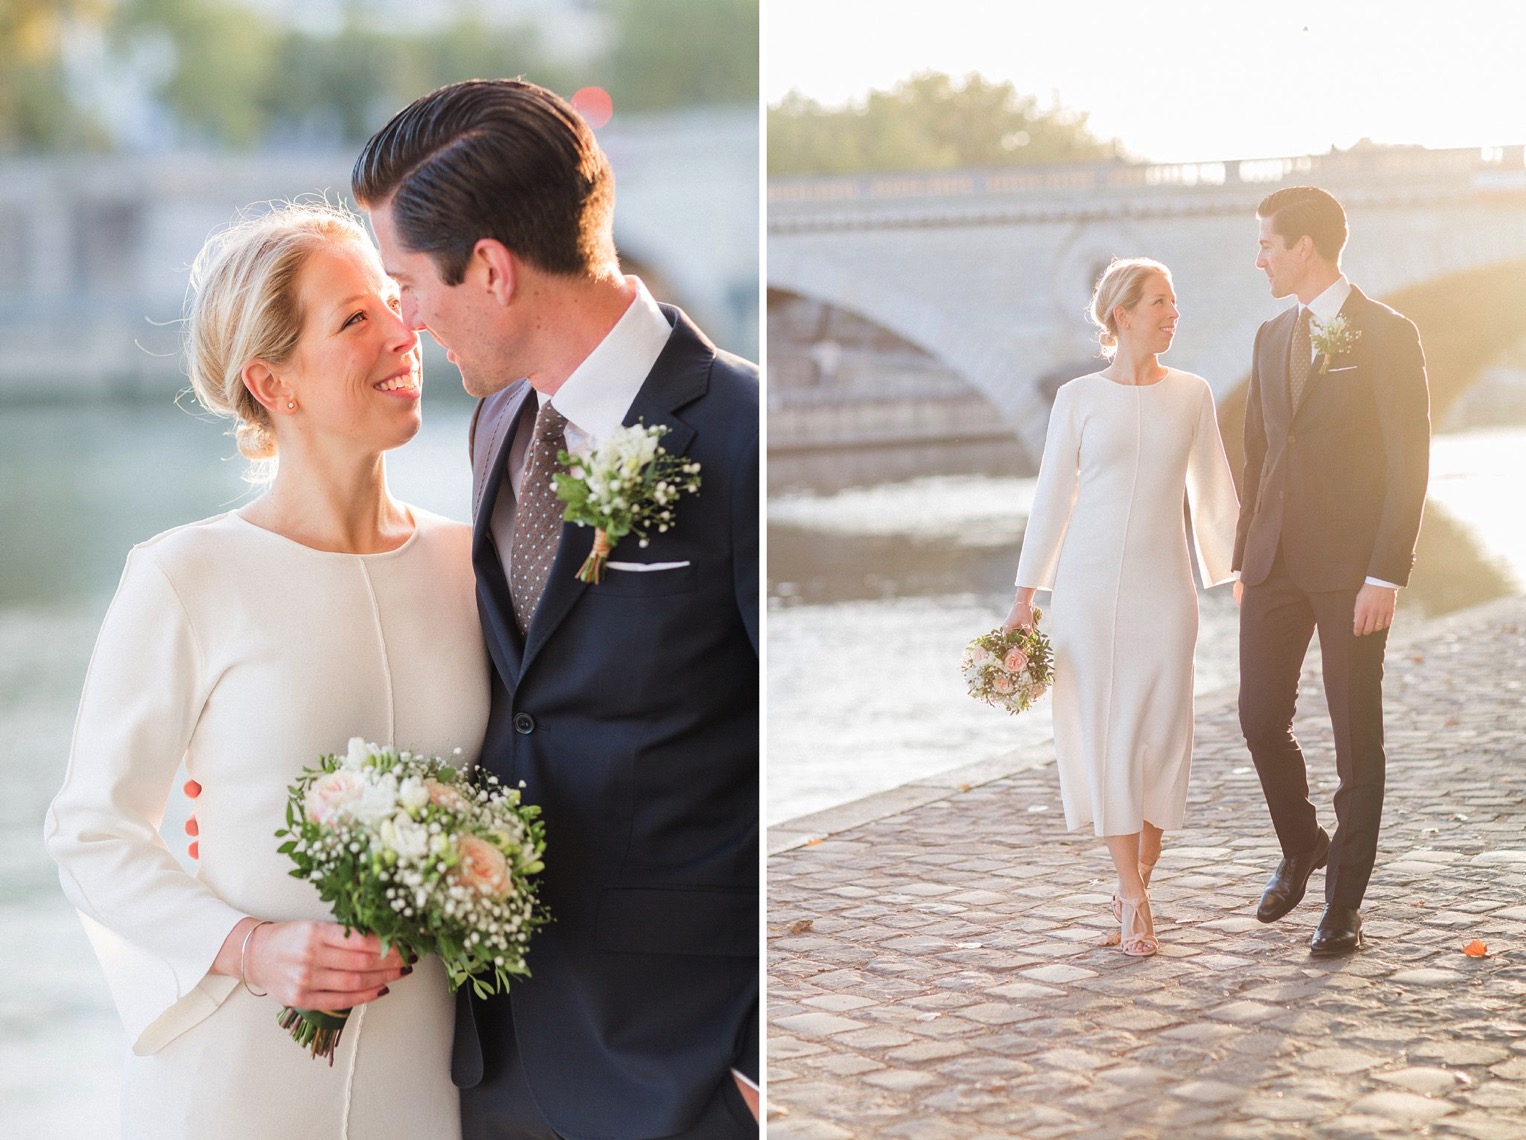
[[184, 201, 371, 462], [1088, 256, 1172, 357]]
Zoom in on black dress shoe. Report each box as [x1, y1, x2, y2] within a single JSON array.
[[1310, 904, 1363, 956], [1255, 827, 1331, 923]]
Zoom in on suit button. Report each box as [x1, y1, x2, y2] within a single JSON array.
[[513, 712, 536, 735]]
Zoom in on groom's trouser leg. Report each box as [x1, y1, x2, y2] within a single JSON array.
[[1239, 555, 1321, 857], [1311, 588, 1389, 908]]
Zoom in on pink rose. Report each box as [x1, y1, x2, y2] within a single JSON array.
[[970, 646, 992, 664], [305, 770, 363, 826], [990, 674, 1015, 695], [454, 835, 512, 897], [1003, 647, 1029, 673], [425, 779, 469, 814]]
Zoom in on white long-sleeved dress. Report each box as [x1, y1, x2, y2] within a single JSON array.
[[45, 509, 489, 1140], [1014, 371, 1239, 836]]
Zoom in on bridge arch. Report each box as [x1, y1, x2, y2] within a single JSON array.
[[769, 149, 1526, 466]]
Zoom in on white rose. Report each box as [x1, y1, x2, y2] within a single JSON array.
[[397, 775, 430, 814], [344, 737, 371, 769]]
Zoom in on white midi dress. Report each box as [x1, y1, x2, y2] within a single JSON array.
[[45, 509, 490, 1140], [1014, 370, 1239, 836]]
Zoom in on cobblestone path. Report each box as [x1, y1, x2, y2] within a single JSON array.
[[768, 596, 1526, 1138]]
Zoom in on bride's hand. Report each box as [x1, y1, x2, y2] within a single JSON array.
[[234, 920, 411, 1009], [1003, 598, 1035, 632]]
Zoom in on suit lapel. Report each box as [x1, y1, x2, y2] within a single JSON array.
[[1293, 285, 1365, 420], [518, 306, 711, 676], [1266, 306, 1297, 427], [472, 383, 535, 687]]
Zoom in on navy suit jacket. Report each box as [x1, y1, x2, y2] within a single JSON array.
[[453, 305, 759, 1139], [1234, 285, 1430, 591]]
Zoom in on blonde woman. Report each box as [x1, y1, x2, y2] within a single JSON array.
[[1006, 258, 1239, 955], [45, 203, 486, 1138]]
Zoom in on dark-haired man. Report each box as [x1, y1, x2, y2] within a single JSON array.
[[1234, 185, 1430, 955], [353, 79, 758, 1138]]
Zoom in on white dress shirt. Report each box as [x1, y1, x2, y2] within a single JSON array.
[[506, 277, 671, 499]]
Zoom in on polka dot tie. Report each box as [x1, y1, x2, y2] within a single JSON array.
[[510, 401, 569, 636], [1289, 307, 1313, 410]]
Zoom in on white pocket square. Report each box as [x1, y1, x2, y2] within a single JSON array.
[[604, 560, 691, 572], [1325, 365, 1358, 374]]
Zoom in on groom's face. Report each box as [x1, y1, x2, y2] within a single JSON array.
[[1255, 215, 1303, 300], [369, 201, 515, 399]]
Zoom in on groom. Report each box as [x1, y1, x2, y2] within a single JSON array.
[[353, 81, 759, 1137], [1234, 186, 1430, 955]]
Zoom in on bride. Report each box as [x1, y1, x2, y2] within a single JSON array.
[[44, 202, 485, 1138], [1006, 257, 1239, 956]]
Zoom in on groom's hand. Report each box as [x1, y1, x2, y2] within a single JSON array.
[[1353, 583, 1398, 636]]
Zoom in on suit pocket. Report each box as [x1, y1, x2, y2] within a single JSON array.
[[590, 563, 698, 597], [596, 885, 758, 957]]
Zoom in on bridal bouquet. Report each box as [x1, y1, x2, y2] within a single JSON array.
[[275, 738, 547, 1061], [554, 421, 701, 584], [961, 614, 1055, 716]]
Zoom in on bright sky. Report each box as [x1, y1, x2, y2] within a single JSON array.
[[765, 0, 1526, 163]]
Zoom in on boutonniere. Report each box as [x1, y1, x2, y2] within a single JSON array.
[[1310, 315, 1360, 374], [554, 422, 701, 584]]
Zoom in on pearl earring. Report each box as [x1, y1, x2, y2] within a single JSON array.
[[287, 401, 296, 410]]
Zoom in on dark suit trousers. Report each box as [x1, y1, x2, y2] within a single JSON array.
[[1239, 550, 1389, 909], [460, 993, 756, 1140]]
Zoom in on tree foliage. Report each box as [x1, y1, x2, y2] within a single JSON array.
[[3, 0, 758, 152], [769, 71, 1120, 177], [0, 0, 115, 152], [605, 0, 757, 111]]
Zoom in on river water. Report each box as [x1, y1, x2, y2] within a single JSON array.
[[0, 396, 476, 1135], [767, 424, 1526, 827]]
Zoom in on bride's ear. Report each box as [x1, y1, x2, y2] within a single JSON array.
[[242, 360, 297, 416]]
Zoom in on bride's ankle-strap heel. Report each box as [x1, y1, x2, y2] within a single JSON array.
[[1138, 858, 1158, 889], [1119, 892, 1158, 957]]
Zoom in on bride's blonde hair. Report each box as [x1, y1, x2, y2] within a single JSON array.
[[184, 200, 371, 463], [1089, 257, 1172, 357]]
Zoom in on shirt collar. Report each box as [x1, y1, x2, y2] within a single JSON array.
[[541, 277, 672, 445], [1304, 274, 1351, 326]]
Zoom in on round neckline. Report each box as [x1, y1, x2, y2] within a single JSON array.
[[1093, 368, 1174, 389], [227, 508, 423, 558]]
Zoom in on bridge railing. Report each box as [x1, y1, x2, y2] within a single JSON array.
[[768, 144, 1526, 206]]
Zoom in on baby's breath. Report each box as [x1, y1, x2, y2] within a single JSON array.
[[273, 739, 548, 1061]]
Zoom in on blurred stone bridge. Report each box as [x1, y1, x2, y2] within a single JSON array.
[[768, 145, 1526, 466], [0, 106, 756, 399]]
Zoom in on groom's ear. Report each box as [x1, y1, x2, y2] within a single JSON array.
[[471, 239, 518, 307]]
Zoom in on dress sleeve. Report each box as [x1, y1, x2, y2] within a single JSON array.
[[1014, 384, 1081, 590], [1187, 380, 1241, 588], [43, 546, 245, 1054]]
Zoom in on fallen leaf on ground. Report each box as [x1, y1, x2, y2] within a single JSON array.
[[1463, 939, 1488, 957], [805, 838, 823, 846], [789, 919, 814, 935], [1099, 930, 1121, 947]]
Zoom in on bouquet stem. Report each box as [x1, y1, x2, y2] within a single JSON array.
[[575, 528, 613, 584], [278, 1006, 351, 1065]]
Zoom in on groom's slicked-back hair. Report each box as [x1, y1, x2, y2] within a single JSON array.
[[352, 78, 616, 284], [1257, 186, 1348, 262]]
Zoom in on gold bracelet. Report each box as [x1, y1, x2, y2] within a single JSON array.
[[240, 920, 273, 997]]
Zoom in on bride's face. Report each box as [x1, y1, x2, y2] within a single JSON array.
[[1118, 275, 1178, 355], [280, 240, 424, 454]]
